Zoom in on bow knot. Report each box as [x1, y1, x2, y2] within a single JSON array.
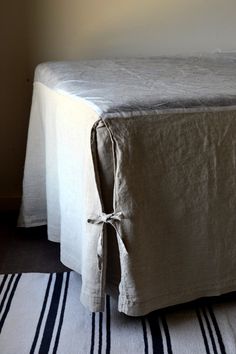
[[87, 211, 128, 270], [88, 211, 123, 225]]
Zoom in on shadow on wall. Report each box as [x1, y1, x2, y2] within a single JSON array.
[[0, 1, 31, 210]]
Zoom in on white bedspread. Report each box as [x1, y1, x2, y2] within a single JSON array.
[[35, 54, 236, 115]]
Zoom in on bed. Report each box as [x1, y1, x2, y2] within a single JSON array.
[[18, 53, 236, 316]]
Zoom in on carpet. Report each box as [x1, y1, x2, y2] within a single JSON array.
[[0, 272, 235, 354]]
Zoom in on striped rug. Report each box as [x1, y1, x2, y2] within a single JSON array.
[[0, 272, 235, 354]]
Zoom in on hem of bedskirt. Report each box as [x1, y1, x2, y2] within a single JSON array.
[[80, 289, 105, 313], [61, 251, 106, 313], [60, 250, 82, 274], [118, 280, 236, 316], [17, 216, 47, 228]]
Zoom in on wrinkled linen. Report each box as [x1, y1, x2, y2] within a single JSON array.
[[19, 54, 236, 315]]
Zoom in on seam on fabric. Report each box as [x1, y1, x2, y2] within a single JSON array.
[[89, 120, 109, 308], [102, 119, 129, 299]]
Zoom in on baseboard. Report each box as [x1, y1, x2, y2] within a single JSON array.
[[0, 196, 21, 211]]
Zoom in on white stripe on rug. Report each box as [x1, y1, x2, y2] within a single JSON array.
[[0, 272, 235, 354]]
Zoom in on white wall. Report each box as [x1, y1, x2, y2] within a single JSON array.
[[1, 0, 236, 209], [28, 0, 236, 64]]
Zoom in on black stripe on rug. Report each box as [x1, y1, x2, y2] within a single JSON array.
[[98, 312, 103, 354], [160, 314, 173, 354], [0, 275, 8, 296], [39, 273, 64, 353], [207, 304, 226, 354], [0, 274, 15, 315], [106, 295, 111, 354], [147, 311, 164, 354], [141, 317, 149, 354], [0, 274, 21, 333], [52, 272, 70, 354], [30, 273, 53, 354], [202, 306, 218, 354], [90, 313, 96, 354], [196, 307, 211, 354]]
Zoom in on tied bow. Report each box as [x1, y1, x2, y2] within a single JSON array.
[[87, 212, 128, 270]]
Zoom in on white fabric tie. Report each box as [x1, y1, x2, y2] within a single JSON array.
[[88, 212, 128, 270]]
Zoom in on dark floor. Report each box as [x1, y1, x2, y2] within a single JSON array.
[[0, 212, 69, 274]]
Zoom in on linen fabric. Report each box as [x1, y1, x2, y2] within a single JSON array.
[[19, 54, 236, 315]]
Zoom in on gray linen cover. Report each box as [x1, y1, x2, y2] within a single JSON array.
[[27, 54, 236, 315]]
